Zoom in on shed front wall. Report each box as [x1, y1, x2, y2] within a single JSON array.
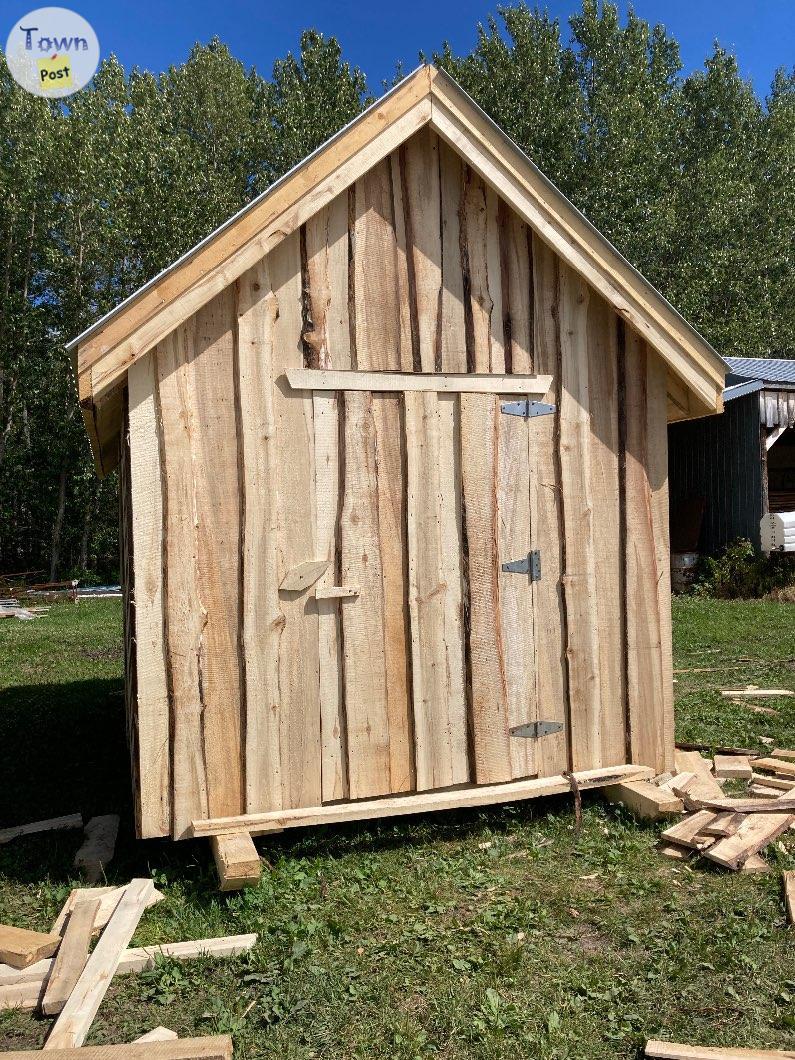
[[123, 129, 673, 839]]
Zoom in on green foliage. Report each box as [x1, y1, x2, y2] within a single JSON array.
[[691, 538, 795, 598], [1, 599, 794, 1056], [2, 3, 795, 581]]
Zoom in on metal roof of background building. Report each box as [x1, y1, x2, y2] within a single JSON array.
[[725, 356, 795, 385]]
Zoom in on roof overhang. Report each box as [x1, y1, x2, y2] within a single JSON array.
[[70, 64, 727, 474]]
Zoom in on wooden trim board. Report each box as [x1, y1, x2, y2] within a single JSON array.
[[285, 369, 552, 395], [190, 765, 655, 837]]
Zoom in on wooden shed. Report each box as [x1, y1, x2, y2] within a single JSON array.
[[669, 357, 795, 555], [69, 66, 726, 874]]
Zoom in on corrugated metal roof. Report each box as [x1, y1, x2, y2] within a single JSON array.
[[723, 379, 764, 402], [725, 356, 795, 385]]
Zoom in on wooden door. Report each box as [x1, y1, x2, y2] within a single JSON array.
[[280, 371, 548, 808]]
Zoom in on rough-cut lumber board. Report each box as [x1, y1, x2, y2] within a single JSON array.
[[157, 323, 209, 836], [497, 385, 536, 781], [210, 832, 261, 892], [460, 393, 511, 784], [646, 1041, 795, 1059], [460, 167, 502, 372], [314, 585, 359, 599], [79, 70, 434, 404], [750, 773, 794, 792], [0, 936, 258, 994], [400, 128, 442, 372], [190, 289, 244, 821], [754, 758, 795, 778], [237, 259, 283, 813], [658, 841, 691, 862], [558, 262, 601, 770], [661, 772, 696, 795], [278, 560, 329, 592], [52, 887, 164, 938], [704, 793, 795, 870], [625, 330, 668, 773], [350, 175, 414, 794], [784, 870, 795, 925], [190, 765, 655, 837], [41, 898, 100, 1016], [313, 392, 347, 803], [740, 854, 771, 874], [437, 139, 467, 372], [0, 925, 61, 970], [134, 1029, 178, 1043], [713, 755, 753, 780], [74, 815, 120, 883], [0, 814, 82, 846], [128, 351, 171, 838], [688, 795, 795, 814], [285, 369, 552, 395], [44, 878, 154, 1050], [530, 235, 568, 775], [270, 231, 321, 810], [587, 294, 625, 766], [674, 751, 724, 800], [660, 811, 718, 851], [0, 979, 46, 1010], [339, 392, 394, 798], [8, 1037, 233, 1059], [502, 203, 533, 373], [603, 780, 683, 820], [405, 391, 468, 790], [305, 195, 350, 804], [646, 344, 675, 772], [700, 811, 744, 837], [771, 748, 795, 761]]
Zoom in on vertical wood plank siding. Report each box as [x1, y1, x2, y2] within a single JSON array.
[[129, 128, 673, 836]]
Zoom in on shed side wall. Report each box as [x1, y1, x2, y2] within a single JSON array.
[[127, 128, 673, 837], [668, 391, 762, 554]]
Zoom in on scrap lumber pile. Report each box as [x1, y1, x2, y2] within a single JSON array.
[[0, 879, 256, 1053], [0, 599, 50, 621], [655, 748, 795, 874]]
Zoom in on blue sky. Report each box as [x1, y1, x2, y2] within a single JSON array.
[[2, 0, 793, 96]]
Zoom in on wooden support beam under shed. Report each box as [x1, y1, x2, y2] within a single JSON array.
[[210, 832, 262, 892], [602, 781, 684, 820]]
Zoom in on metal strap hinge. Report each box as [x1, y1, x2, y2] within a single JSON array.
[[510, 721, 564, 739], [501, 399, 555, 419], [501, 549, 541, 581]]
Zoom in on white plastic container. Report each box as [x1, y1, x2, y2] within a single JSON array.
[[760, 510, 795, 553]]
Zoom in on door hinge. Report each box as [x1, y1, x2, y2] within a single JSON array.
[[501, 549, 541, 581], [510, 720, 564, 739], [500, 399, 555, 419]]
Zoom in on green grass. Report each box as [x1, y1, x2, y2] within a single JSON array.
[[1, 598, 794, 1058]]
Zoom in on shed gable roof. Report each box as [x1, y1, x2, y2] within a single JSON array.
[[72, 64, 727, 472]]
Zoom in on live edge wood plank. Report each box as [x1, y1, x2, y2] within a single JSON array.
[[285, 368, 552, 395], [5, 1037, 233, 1059], [190, 765, 655, 837], [0, 814, 82, 846], [45, 879, 154, 1050]]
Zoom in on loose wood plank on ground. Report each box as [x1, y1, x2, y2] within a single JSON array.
[[41, 897, 100, 1016]]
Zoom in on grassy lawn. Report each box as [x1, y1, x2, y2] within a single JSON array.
[[1, 598, 794, 1058]]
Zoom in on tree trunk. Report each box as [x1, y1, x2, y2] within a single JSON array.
[[50, 465, 69, 580]]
